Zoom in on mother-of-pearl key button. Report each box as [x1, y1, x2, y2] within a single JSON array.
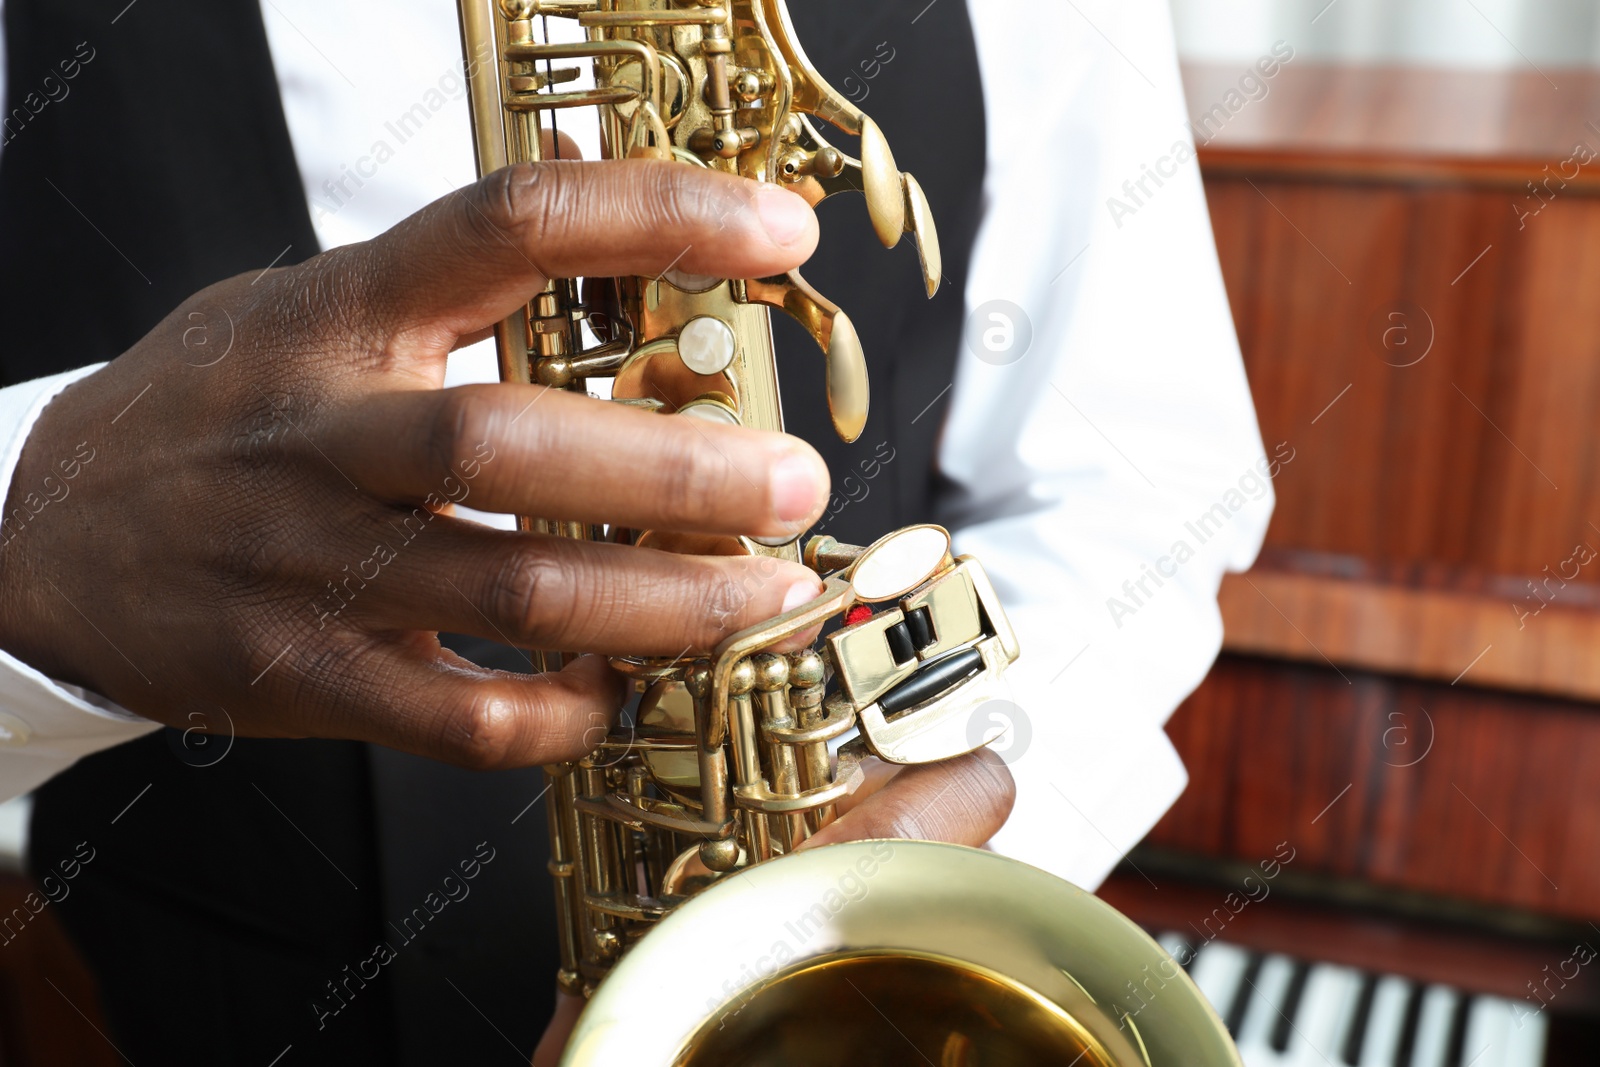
[[678, 316, 737, 375], [663, 269, 723, 294], [850, 525, 951, 603], [678, 393, 741, 426]]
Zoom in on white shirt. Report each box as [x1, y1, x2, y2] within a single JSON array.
[[0, 0, 1270, 890]]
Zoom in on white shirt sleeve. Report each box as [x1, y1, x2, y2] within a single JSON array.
[[952, 0, 1273, 889], [0, 366, 161, 802]]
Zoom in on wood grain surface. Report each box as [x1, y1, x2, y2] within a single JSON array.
[[1147, 63, 1600, 928]]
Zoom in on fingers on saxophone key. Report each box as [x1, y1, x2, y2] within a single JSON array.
[[350, 161, 818, 346], [470, 161, 819, 277], [408, 654, 623, 770], [331, 387, 831, 539], [798, 751, 1017, 852], [380, 527, 824, 656]]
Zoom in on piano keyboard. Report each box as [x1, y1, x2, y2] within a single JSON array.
[[1156, 933, 1550, 1067]]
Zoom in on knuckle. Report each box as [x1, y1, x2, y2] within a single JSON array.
[[448, 689, 524, 771], [228, 394, 287, 470], [469, 162, 564, 258], [470, 165, 523, 237], [697, 564, 752, 644], [495, 548, 580, 645], [430, 388, 497, 482], [215, 512, 294, 598]]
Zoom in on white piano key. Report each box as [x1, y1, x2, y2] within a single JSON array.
[[1285, 965, 1363, 1067], [1189, 941, 1253, 1023], [1409, 985, 1460, 1067], [1459, 996, 1512, 1067], [1156, 931, 1193, 968], [1499, 999, 1548, 1067], [1358, 976, 1414, 1067], [1237, 954, 1297, 1065]]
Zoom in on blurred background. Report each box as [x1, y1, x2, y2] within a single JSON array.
[[1092, 1, 1600, 1064], [1173, 0, 1600, 66]]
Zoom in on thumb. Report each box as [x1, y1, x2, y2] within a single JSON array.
[[798, 751, 1015, 851]]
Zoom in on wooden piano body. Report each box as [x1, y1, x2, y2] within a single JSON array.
[[1099, 64, 1600, 1066]]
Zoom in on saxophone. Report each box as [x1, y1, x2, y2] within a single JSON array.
[[454, 2, 1242, 1064]]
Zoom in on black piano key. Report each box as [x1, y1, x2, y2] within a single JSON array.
[[1175, 941, 1196, 973], [1224, 953, 1266, 1038], [1270, 961, 1314, 1053], [1341, 973, 1379, 1066], [1445, 994, 1474, 1067], [1394, 982, 1426, 1067]]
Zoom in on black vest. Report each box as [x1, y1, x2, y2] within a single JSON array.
[[3, 3, 985, 1064]]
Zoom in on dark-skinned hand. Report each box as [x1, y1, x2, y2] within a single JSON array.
[[0, 160, 834, 768]]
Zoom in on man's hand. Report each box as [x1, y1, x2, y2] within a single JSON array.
[[0, 160, 830, 769]]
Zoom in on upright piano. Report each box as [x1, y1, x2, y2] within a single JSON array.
[[1099, 64, 1600, 1067]]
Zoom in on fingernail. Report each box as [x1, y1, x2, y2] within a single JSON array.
[[754, 186, 811, 246], [782, 577, 824, 614], [771, 452, 824, 524]]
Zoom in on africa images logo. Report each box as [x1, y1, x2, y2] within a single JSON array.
[[965, 700, 1031, 765], [964, 300, 1033, 367]]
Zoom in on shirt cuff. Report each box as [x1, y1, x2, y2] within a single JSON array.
[[986, 724, 1187, 892], [0, 365, 160, 803]]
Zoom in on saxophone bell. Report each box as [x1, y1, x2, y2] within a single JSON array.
[[567, 842, 1235, 1067]]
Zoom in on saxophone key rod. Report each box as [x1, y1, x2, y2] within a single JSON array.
[[751, 653, 807, 851], [786, 649, 834, 830], [723, 659, 771, 862]]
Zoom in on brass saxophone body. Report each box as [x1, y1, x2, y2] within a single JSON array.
[[453, 2, 1242, 1064]]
